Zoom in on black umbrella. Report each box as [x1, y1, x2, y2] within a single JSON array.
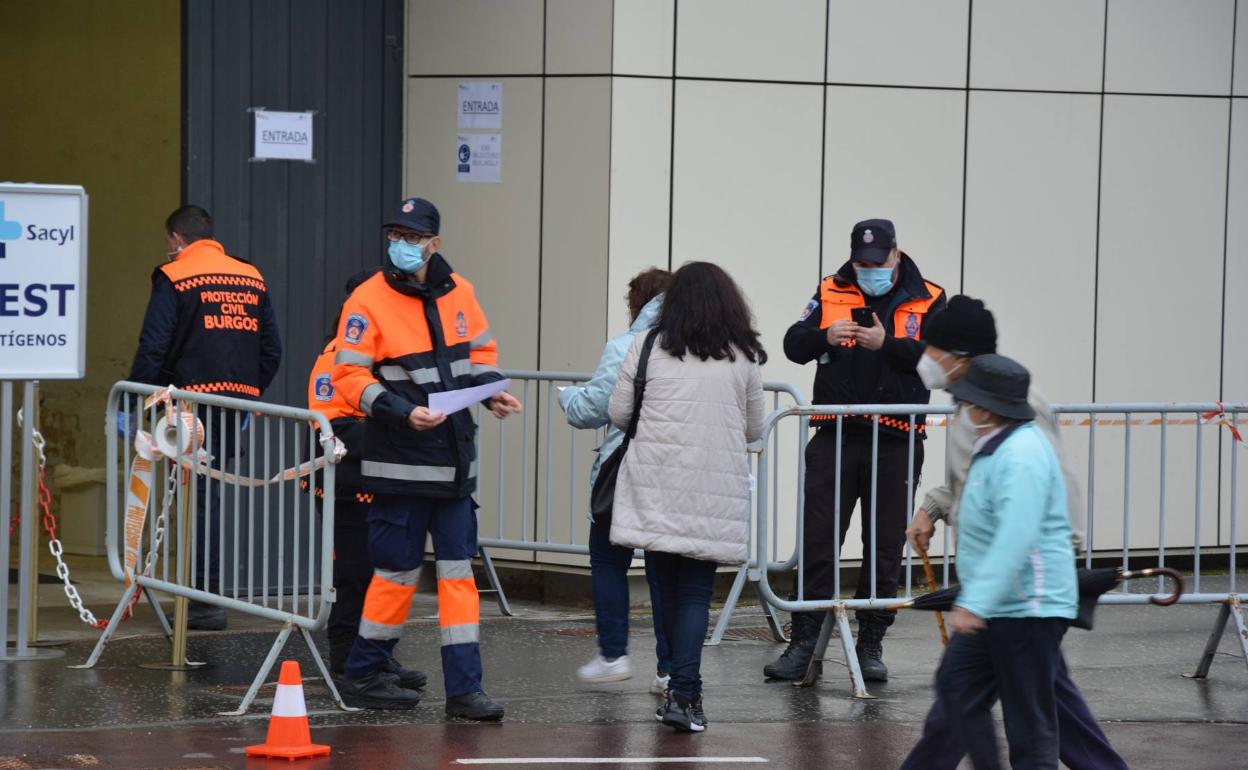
[[889, 567, 1184, 630]]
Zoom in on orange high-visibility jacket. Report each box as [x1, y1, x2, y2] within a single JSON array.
[[307, 339, 368, 497], [783, 253, 945, 437], [330, 255, 500, 498], [135, 239, 282, 398]]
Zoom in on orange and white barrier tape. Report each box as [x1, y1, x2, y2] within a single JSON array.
[[924, 415, 1248, 430], [121, 387, 346, 582], [122, 432, 157, 583]]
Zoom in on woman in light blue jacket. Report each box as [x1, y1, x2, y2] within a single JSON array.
[[558, 268, 672, 691]]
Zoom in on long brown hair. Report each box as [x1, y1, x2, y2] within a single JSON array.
[[655, 262, 766, 364]]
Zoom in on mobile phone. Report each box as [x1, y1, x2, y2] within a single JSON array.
[[851, 307, 875, 327]]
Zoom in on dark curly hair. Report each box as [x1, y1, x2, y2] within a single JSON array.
[[626, 268, 673, 322], [655, 261, 767, 364]]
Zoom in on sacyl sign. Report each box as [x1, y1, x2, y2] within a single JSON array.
[[0, 183, 88, 379]]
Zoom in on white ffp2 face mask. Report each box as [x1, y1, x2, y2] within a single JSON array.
[[957, 404, 994, 433], [917, 354, 948, 390]]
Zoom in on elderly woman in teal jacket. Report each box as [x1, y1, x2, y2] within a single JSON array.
[[923, 354, 1079, 770], [558, 268, 672, 692]]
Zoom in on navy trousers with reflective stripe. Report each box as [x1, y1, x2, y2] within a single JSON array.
[[344, 494, 483, 697]]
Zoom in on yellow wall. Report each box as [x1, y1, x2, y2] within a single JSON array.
[[0, 1, 181, 469]]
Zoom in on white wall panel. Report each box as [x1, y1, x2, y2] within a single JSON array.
[[1221, 100, 1248, 549], [1094, 96, 1228, 552], [537, 78, 613, 567], [540, 78, 611, 372], [671, 80, 822, 393], [823, 87, 964, 295], [671, 80, 822, 562], [1105, 0, 1235, 95], [1224, 101, 1248, 401], [607, 77, 673, 336], [970, 0, 1105, 92], [1237, 0, 1247, 96], [546, 0, 612, 75], [827, 0, 969, 88], [613, 0, 675, 77], [408, 0, 544, 76], [676, 0, 825, 82], [963, 92, 1100, 403], [1097, 96, 1228, 402]]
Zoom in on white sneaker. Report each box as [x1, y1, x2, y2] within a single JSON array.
[[576, 654, 632, 683], [650, 673, 671, 695]]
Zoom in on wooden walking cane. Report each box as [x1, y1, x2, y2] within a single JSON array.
[[918, 542, 949, 646]]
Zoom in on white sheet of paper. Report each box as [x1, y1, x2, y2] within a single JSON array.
[[428, 379, 511, 417], [458, 81, 502, 129]]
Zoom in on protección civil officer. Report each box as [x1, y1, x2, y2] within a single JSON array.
[[128, 204, 283, 631], [331, 197, 522, 720]]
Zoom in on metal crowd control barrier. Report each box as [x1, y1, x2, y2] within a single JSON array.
[[475, 370, 807, 641], [76, 382, 348, 716], [752, 402, 1248, 700]]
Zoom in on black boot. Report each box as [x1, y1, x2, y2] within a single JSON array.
[[446, 691, 505, 721], [383, 656, 428, 690], [855, 621, 889, 682], [658, 691, 708, 733], [763, 612, 820, 680], [340, 670, 422, 710]]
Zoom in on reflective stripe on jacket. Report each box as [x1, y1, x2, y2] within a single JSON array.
[[307, 340, 366, 495], [132, 239, 281, 397], [330, 255, 501, 498]]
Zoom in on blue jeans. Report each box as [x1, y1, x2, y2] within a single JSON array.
[[589, 522, 671, 673], [644, 550, 717, 700]]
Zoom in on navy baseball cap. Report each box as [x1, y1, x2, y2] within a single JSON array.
[[385, 197, 440, 235], [850, 218, 896, 264]]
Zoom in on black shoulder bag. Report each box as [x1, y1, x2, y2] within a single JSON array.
[[589, 328, 659, 524]]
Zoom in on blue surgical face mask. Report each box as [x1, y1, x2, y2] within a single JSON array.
[[855, 265, 895, 297], [388, 240, 426, 274]]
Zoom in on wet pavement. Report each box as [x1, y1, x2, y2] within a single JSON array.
[[3, 583, 1247, 769]]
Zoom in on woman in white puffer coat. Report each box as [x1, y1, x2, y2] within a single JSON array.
[[608, 261, 766, 733]]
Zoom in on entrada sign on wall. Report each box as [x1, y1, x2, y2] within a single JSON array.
[[253, 110, 314, 162], [0, 183, 89, 379]]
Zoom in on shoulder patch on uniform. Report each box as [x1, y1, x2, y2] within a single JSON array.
[[455, 310, 468, 338], [313, 374, 334, 402], [799, 299, 818, 321], [344, 313, 368, 344]]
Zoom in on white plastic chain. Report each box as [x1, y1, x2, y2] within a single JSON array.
[[19, 408, 175, 628]]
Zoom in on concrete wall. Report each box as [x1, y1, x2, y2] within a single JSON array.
[[405, 0, 1247, 569], [0, 1, 181, 470]]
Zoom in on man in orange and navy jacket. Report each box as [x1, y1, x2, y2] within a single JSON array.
[[333, 197, 521, 720], [769, 218, 946, 684], [128, 205, 282, 631], [305, 268, 427, 694]]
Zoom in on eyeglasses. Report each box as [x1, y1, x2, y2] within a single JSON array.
[[386, 229, 432, 245]]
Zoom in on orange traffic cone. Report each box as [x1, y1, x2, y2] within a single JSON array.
[[245, 661, 332, 760]]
